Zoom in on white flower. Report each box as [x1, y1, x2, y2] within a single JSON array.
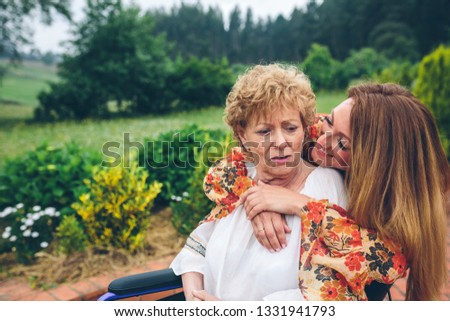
[[5, 226, 11, 232], [44, 207, 56, 216], [32, 206, 41, 212], [176, 196, 182, 202], [20, 225, 26, 231], [55, 211, 60, 217], [171, 195, 177, 200], [16, 203, 24, 209], [2, 232, 10, 239], [23, 230, 31, 237], [40, 242, 48, 248], [182, 192, 189, 197], [32, 213, 40, 220], [31, 231, 39, 238], [9, 235, 17, 242], [1, 207, 13, 218], [25, 218, 34, 226]]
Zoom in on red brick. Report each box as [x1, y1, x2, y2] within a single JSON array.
[[47, 285, 80, 301], [147, 261, 170, 271], [88, 274, 116, 291], [7, 283, 35, 300], [69, 280, 103, 301], [20, 290, 57, 301]]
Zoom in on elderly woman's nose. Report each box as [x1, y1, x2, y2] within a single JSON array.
[[272, 130, 287, 146]]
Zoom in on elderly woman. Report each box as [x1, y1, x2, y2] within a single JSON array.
[[200, 83, 448, 300], [170, 64, 348, 300]]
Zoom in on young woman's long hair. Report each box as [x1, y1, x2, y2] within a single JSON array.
[[346, 83, 448, 300]]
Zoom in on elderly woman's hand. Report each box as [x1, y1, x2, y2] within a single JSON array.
[[192, 290, 221, 301], [242, 180, 311, 220], [250, 211, 291, 252]]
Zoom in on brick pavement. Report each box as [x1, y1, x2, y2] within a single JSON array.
[[1, 218, 449, 301]]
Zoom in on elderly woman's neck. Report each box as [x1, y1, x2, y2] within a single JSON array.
[[257, 163, 314, 191]]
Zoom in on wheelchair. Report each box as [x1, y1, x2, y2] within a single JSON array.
[[97, 268, 392, 301]]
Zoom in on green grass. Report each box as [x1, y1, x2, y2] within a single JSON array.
[[0, 60, 345, 167], [0, 91, 344, 168], [316, 90, 347, 114], [0, 60, 58, 106]]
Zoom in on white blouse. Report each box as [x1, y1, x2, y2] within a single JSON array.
[[170, 166, 348, 301]]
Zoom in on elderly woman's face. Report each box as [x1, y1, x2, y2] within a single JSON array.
[[311, 98, 352, 170], [239, 107, 305, 179]]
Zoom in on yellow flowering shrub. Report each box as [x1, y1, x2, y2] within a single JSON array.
[[72, 162, 162, 252]]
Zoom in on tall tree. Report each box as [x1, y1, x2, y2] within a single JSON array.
[[227, 6, 242, 63], [36, 0, 172, 120]]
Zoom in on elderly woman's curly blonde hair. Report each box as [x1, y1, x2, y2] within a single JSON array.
[[224, 63, 316, 140]]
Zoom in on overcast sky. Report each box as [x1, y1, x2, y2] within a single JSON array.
[[31, 0, 310, 53]]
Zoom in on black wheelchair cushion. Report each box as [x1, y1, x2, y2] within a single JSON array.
[[108, 268, 182, 296]]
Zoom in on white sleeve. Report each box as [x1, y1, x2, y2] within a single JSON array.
[[169, 221, 215, 276]]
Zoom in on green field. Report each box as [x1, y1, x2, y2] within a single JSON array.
[[0, 61, 345, 167], [0, 60, 58, 106]]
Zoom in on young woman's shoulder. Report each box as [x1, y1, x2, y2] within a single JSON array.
[[304, 167, 348, 208]]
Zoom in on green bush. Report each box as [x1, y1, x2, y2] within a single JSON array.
[[72, 161, 162, 252], [414, 45, 450, 157], [1, 204, 61, 263], [0, 142, 97, 211], [301, 43, 340, 91], [374, 61, 418, 89], [168, 56, 234, 111], [340, 48, 389, 87], [170, 141, 230, 235], [55, 215, 87, 255], [142, 124, 228, 206]]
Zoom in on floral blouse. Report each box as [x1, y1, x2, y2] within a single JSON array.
[[202, 115, 408, 301]]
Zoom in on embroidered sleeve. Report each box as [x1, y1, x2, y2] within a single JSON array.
[[363, 230, 408, 285], [202, 147, 254, 222], [300, 201, 367, 300], [300, 201, 407, 300]]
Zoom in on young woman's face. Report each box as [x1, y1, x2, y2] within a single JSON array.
[[311, 98, 353, 171], [239, 107, 305, 180]]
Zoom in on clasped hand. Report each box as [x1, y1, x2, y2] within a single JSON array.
[[241, 180, 310, 252]]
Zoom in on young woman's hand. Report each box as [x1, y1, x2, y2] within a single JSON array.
[[242, 180, 310, 220], [250, 211, 291, 252]]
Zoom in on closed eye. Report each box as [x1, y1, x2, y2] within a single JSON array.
[[256, 129, 270, 135], [285, 126, 298, 132], [337, 137, 349, 151], [324, 116, 332, 126]]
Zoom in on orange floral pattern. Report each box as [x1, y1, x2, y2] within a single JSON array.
[[202, 117, 408, 300]]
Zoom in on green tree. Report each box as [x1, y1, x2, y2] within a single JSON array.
[[301, 43, 339, 90], [369, 22, 419, 61], [35, 1, 172, 120], [414, 45, 450, 156], [0, 0, 71, 80]]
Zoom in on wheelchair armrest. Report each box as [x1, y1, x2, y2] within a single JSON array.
[[98, 268, 182, 300]]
